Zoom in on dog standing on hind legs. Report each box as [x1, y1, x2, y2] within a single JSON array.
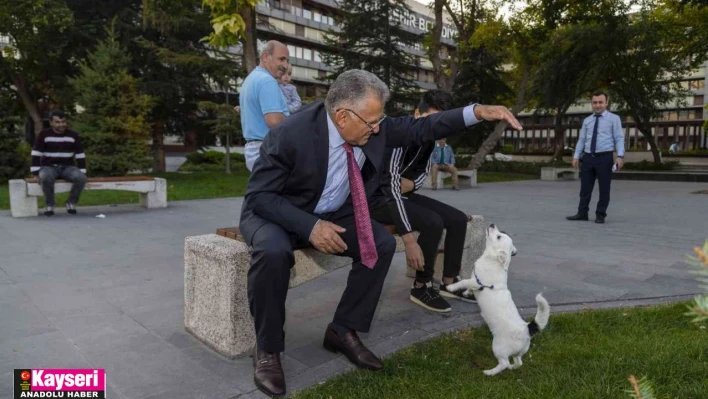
[[446, 224, 550, 376]]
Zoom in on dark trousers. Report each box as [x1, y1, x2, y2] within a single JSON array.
[[578, 152, 614, 217], [247, 203, 396, 353], [371, 193, 467, 284], [38, 165, 87, 207]]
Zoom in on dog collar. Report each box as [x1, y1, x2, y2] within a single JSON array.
[[474, 270, 494, 291]]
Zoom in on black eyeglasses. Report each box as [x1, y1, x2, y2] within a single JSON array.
[[336, 108, 387, 134]]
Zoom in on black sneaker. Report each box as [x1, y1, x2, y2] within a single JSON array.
[[44, 207, 54, 217], [410, 282, 451, 313], [440, 277, 477, 303], [66, 202, 77, 215]]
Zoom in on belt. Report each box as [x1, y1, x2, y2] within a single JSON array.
[[245, 139, 263, 144], [584, 151, 613, 157]]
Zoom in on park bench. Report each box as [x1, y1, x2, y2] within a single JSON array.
[[183, 216, 485, 359], [8, 176, 167, 217], [422, 169, 477, 189], [540, 167, 579, 181]]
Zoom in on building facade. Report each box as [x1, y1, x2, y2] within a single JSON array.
[[252, 0, 457, 100], [501, 62, 708, 153]]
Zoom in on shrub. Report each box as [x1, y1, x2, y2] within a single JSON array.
[[180, 150, 246, 172], [622, 160, 679, 171], [0, 129, 30, 184]]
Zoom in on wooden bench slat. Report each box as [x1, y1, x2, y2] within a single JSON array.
[[25, 176, 155, 183]]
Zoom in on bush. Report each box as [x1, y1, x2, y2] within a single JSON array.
[[180, 150, 246, 172], [622, 160, 679, 171], [0, 129, 30, 184], [477, 160, 571, 176]]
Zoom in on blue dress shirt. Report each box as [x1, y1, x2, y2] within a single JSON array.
[[314, 105, 480, 215], [573, 110, 625, 158]]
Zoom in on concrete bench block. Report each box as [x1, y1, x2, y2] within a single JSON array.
[[541, 167, 579, 181], [139, 177, 168, 209], [184, 218, 484, 359], [184, 234, 256, 359], [422, 169, 477, 189], [9, 179, 38, 218], [8, 177, 167, 217]]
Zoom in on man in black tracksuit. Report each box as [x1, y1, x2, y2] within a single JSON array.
[[371, 90, 475, 313]]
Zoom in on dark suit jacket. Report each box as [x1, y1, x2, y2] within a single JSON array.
[[238, 100, 467, 245]]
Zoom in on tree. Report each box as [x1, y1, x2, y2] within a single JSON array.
[[0, 0, 75, 136], [608, 1, 708, 163], [461, 8, 543, 169], [200, 0, 259, 72], [198, 97, 242, 173], [133, 0, 241, 171], [321, 0, 420, 115], [425, 0, 498, 91], [69, 28, 153, 176]]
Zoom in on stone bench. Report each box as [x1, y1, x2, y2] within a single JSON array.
[[541, 167, 579, 181], [184, 216, 485, 359], [8, 176, 167, 217], [422, 169, 477, 189]]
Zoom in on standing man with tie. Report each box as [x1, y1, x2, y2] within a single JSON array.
[[239, 69, 522, 397], [567, 92, 625, 224]]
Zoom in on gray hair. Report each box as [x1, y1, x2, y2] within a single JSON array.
[[259, 40, 282, 58], [325, 70, 390, 116]]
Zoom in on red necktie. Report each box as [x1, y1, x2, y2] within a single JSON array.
[[343, 143, 378, 269]]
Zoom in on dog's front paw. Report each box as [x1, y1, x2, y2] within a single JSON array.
[[483, 369, 497, 376]]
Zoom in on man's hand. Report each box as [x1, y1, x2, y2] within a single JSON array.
[[403, 234, 424, 270], [615, 157, 624, 170], [572, 158, 579, 168], [310, 221, 348, 254], [474, 105, 523, 131], [233, 105, 241, 113], [400, 178, 414, 194]]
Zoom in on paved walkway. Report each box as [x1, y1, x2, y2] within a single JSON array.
[[1, 179, 706, 399]]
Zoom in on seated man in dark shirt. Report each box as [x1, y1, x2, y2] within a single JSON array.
[[31, 110, 88, 216], [373, 90, 475, 313]]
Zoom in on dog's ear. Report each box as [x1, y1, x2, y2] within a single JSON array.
[[497, 250, 510, 270]]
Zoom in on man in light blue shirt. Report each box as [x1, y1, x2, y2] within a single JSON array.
[[240, 40, 290, 171], [567, 92, 625, 224]]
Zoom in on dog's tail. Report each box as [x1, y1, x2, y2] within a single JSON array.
[[527, 293, 550, 336]]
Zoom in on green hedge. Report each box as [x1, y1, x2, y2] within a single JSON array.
[[180, 150, 247, 172], [622, 160, 679, 171]]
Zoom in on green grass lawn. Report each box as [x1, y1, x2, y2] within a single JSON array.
[[293, 302, 708, 399], [0, 171, 251, 210], [0, 171, 537, 210]]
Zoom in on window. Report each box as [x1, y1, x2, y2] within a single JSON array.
[[329, 16, 335, 25], [303, 48, 312, 60], [314, 12, 322, 23], [287, 45, 296, 56], [694, 95, 704, 106], [314, 51, 322, 63], [295, 47, 303, 59], [303, 9, 312, 19], [291, 6, 302, 17]]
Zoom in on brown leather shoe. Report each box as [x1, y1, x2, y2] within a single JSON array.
[[322, 324, 383, 371], [253, 347, 285, 397]]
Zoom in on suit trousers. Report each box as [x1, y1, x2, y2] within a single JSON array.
[[578, 152, 614, 217], [247, 203, 396, 353], [371, 193, 467, 284]]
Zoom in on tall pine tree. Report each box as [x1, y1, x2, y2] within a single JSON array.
[[322, 0, 420, 115], [70, 27, 153, 176]]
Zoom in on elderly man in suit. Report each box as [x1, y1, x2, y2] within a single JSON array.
[[239, 69, 522, 397]]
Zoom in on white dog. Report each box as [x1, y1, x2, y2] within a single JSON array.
[[446, 224, 550, 376]]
